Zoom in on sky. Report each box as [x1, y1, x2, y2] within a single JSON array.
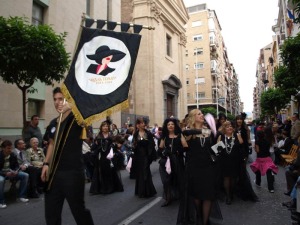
[[183, 0, 279, 113]]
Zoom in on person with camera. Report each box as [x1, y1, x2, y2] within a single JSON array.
[[158, 118, 188, 207]]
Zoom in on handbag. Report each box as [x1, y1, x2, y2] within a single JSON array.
[[126, 157, 132, 172]]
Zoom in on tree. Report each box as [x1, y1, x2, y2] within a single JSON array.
[[0, 16, 70, 127], [274, 1, 300, 101], [260, 88, 288, 116]]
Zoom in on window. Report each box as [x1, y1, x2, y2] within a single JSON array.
[[86, 0, 91, 16], [195, 77, 205, 84], [194, 48, 203, 55], [32, 3, 43, 26], [186, 79, 190, 85], [193, 35, 203, 41], [185, 49, 188, 57], [28, 99, 41, 118], [185, 64, 190, 71], [192, 21, 202, 27], [195, 92, 205, 99], [187, 93, 190, 100], [166, 34, 172, 57], [194, 62, 204, 70]]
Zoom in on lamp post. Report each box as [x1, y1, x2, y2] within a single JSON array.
[[195, 48, 199, 109]]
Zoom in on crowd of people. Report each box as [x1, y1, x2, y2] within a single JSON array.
[[2, 101, 300, 224]]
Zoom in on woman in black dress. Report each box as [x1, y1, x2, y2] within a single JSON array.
[[217, 121, 244, 204], [234, 115, 258, 202], [132, 117, 157, 198], [178, 109, 219, 225], [89, 121, 123, 194], [158, 118, 188, 207]]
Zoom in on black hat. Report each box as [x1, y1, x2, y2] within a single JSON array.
[[87, 45, 125, 62]]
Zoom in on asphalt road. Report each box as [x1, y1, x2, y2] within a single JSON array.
[[0, 156, 294, 225]]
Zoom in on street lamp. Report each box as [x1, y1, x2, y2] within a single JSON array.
[[195, 48, 199, 109]]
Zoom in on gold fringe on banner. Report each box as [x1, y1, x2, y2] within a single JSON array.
[[61, 83, 129, 128]]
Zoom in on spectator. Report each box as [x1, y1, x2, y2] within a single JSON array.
[[26, 137, 45, 168], [82, 137, 94, 183], [111, 124, 119, 136], [291, 113, 300, 144], [13, 139, 40, 198], [121, 122, 128, 134], [284, 147, 300, 196], [0, 140, 29, 207], [283, 119, 292, 137], [23, 115, 43, 148], [274, 130, 293, 165]]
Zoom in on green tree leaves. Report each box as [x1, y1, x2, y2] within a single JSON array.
[[0, 16, 70, 127]]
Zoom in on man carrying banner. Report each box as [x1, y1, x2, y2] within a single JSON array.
[[41, 87, 94, 225]]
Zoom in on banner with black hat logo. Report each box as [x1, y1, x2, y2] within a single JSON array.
[[61, 26, 141, 126]]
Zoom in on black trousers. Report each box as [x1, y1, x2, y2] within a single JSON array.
[[45, 170, 94, 225], [255, 169, 274, 190]]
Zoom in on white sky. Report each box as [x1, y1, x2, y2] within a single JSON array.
[[183, 0, 279, 113]]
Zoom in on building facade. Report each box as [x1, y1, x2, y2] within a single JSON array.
[[0, 0, 121, 138], [185, 3, 241, 116], [120, 0, 189, 126], [253, 0, 300, 120]]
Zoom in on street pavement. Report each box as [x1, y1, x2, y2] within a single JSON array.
[[0, 155, 295, 225]]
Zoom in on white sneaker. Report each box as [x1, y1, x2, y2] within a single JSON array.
[[0, 203, 7, 209], [18, 198, 29, 203]]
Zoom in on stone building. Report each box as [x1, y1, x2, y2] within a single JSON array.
[[120, 0, 189, 126]]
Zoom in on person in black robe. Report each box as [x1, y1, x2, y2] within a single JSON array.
[[132, 117, 157, 198]]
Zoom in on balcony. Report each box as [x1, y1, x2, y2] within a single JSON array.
[[210, 39, 218, 47]]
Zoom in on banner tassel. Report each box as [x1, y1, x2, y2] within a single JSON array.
[[80, 127, 87, 140]]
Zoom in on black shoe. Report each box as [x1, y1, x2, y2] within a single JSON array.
[[225, 197, 232, 205], [291, 213, 300, 221], [282, 201, 294, 208], [161, 200, 171, 207], [28, 191, 39, 198], [284, 191, 291, 196]]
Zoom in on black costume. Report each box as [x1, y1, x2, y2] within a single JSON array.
[[45, 113, 94, 225], [132, 130, 157, 198], [219, 134, 242, 177], [177, 129, 222, 224], [158, 135, 185, 202], [89, 134, 124, 194]]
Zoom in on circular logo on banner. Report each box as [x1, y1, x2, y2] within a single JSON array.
[[75, 36, 131, 95]]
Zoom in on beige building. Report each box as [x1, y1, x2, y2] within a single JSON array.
[[253, 0, 300, 120], [0, 0, 121, 138], [185, 3, 240, 116], [0, 0, 190, 138], [253, 43, 272, 120], [120, 0, 189, 126]]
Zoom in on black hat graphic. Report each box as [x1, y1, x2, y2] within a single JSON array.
[[87, 45, 125, 62]]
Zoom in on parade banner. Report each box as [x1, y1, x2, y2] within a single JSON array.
[[62, 25, 141, 126]]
